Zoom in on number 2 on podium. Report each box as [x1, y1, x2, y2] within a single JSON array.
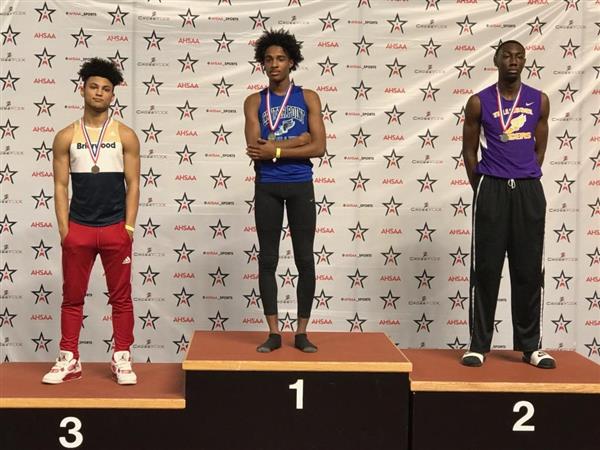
[[289, 379, 304, 410]]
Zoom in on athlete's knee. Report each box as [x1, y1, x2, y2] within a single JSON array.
[[294, 254, 315, 273], [258, 253, 279, 272]]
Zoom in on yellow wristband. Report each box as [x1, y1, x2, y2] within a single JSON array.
[[125, 224, 135, 232], [276, 147, 281, 159]]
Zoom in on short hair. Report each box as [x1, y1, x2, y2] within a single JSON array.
[[78, 57, 123, 87], [494, 40, 525, 60], [254, 29, 304, 71]]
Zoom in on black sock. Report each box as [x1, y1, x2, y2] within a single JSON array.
[[295, 333, 317, 353], [256, 333, 281, 353]]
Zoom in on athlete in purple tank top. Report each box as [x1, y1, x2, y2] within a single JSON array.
[[461, 40, 555, 369]]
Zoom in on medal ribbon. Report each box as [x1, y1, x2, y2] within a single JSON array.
[[80, 116, 111, 166], [495, 84, 522, 135], [266, 82, 293, 136]]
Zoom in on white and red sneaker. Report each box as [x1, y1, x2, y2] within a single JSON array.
[[110, 350, 137, 385], [42, 351, 82, 384]]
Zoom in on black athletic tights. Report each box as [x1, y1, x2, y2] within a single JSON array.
[[254, 181, 316, 318]]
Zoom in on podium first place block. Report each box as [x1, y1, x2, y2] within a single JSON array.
[[183, 331, 412, 450]]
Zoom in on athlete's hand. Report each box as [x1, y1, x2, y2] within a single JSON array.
[[59, 227, 68, 244], [246, 139, 276, 160]]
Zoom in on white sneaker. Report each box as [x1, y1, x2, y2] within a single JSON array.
[[42, 350, 82, 384], [111, 350, 137, 385]]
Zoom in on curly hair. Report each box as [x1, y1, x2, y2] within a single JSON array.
[[254, 29, 303, 71], [78, 57, 124, 87]]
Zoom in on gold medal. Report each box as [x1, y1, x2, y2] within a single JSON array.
[[91, 165, 100, 174], [268, 133, 276, 141], [500, 133, 509, 143]]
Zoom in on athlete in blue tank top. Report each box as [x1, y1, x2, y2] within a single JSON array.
[[244, 29, 326, 353], [462, 40, 555, 369]]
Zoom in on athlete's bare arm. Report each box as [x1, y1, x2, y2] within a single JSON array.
[[52, 125, 74, 242], [462, 94, 482, 190], [120, 122, 140, 238], [534, 92, 550, 167]]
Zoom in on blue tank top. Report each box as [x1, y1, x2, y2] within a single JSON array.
[[476, 83, 542, 179], [256, 84, 312, 183]]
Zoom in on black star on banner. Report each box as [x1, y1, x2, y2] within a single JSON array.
[[380, 290, 400, 310], [141, 167, 161, 188], [353, 36, 373, 55], [382, 197, 402, 216], [0, 214, 16, 235], [350, 171, 370, 191], [314, 245, 334, 265], [179, 8, 199, 28], [278, 268, 298, 287], [178, 52, 199, 72], [314, 289, 333, 309], [351, 127, 370, 147], [139, 266, 159, 286], [385, 106, 404, 125], [524, 60, 544, 79], [173, 334, 189, 354], [210, 169, 231, 189], [176, 145, 196, 165], [321, 105, 337, 125], [108, 50, 127, 70], [0, 164, 17, 183], [556, 130, 576, 149], [447, 337, 468, 350], [414, 313, 434, 332], [347, 269, 367, 289], [141, 123, 162, 142], [585, 292, 600, 310], [174, 243, 194, 263], [551, 314, 572, 333], [357, 0, 371, 7], [318, 149, 336, 168], [560, 38, 580, 58], [249, 10, 270, 29], [527, 16, 546, 35], [494, 319, 503, 333], [425, 0, 441, 10], [31, 239, 52, 259], [71, 28, 92, 48], [109, 99, 127, 118], [554, 174, 575, 194], [1, 25, 20, 45], [453, 107, 466, 126], [387, 14, 407, 33], [140, 218, 160, 238], [421, 38, 441, 57], [384, 149, 403, 169], [243, 288, 261, 308], [584, 338, 600, 358], [420, 82, 440, 101], [209, 267, 229, 286], [177, 100, 197, 120], [144, 30, 164, 50], [32, 189, 52, 209], [245, 196, 255, 214], [175, 193, 195, 212], [0, 119, 18, 139], [33, 96, 55, 116], [319, 12, 339, 31], [281, 224, 291, 240], [418, 129, 438, 148], [244, 244, 259, 263], [494, 0, 512, 12], [455, 60, 475, 79], [32, 284, 52, 304], [1, 262, 17, 282], [138, 310, 159, 330], [591, 111, 600, 127], [248, 61, 263, 75], [278, 312, 296, 332], [108, 5, 129, 25], [552, 270, 573, 289], [318, 56, 338, 76], [418, 173, 437, 192], [0, 307, 17, 327], [416, 223, 436, 242], [208, 310, 229, 331], [316, 195, 334, 215], [212, 125, 232, 144], [450, 247, 469, 266], [553, 223, 574, 243], [449, 291, 468, 310], [588, 198, 600, 217], [415, 270, 435, 289], [35, 47, 55, 68], [456, 15, 476, 35], [559, 83, 578, 103], [214, 32, 234, 52], [347, 313, 367, 332], [0, 71, 19, 90], [352, 80, 372, 100], [451, 197, 470, 216], [174, 287, 194, 307], [209, 219, 230, 239], [381, 246, 401, 266], [348, 222, 368, 241], [103, 337, 115, 353], [35, 2, 56, 22], [143, 75, 163, 95], [32, 332, 52, 352], [587, 247, 600, 266], [563, 0, 580, 10]]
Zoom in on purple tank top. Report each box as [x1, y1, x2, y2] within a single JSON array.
[[476, 83, 542, 179]]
